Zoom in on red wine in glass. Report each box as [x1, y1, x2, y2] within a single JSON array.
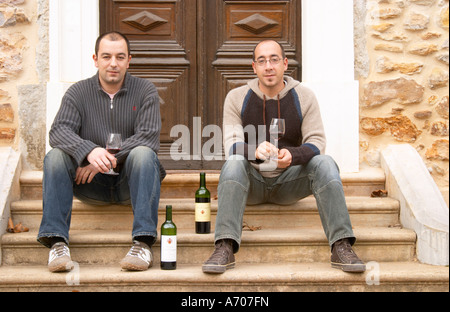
[[106, 148, 121, 154], [105, 133, 122, 175], [269, 118, 285, 160]]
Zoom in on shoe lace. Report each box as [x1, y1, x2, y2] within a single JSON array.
[[49, 243, 70, 262], [209, 241, 231, 262], [55, 244, 69, 255], [127, 242, 150, 262], [336, 240, 360, 261]]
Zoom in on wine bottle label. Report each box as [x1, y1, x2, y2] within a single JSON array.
[[161, 235, 177, 262], [195, 202, 211, 222]]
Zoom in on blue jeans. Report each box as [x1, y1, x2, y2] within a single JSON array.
[[215, 155, 355, 252], [37, 147, 161, 248]]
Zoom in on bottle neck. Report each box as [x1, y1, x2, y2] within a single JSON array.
[[200, 173, 206, 188], [166, 206, 173, 221]]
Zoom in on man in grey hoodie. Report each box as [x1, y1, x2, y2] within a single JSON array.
[[202, 40, 365, 274]]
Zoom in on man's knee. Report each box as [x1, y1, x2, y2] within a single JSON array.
[[44, 148, 75, 172], [125, 147, 163, 188], [220, 155, 249, 183], [128, 146, 157, 164], [125, 146, 161, 178], [309, 155, 341, 179]]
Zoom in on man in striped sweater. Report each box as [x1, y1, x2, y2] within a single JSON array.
[[202, 40, 365, 274], [37, 32, 163, 272]]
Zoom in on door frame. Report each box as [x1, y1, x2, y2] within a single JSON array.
[[46, 0, 359, 173]]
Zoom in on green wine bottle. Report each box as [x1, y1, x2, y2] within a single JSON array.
[[160, 205, 177, 270], [195, 172, 211, 234]]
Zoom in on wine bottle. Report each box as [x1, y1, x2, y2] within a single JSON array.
[[195, 172, 211, 234], [160, 205, 177, 270]]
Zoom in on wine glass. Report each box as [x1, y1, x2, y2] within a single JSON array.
[[269, 118, 285, 160], [105, 133, 122, 175]]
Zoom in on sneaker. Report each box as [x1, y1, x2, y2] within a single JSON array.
[[202, 239, 235, 274], [331, 238, 366, 273], [120, 241, 153, 271], [48, 242, 74, 273]]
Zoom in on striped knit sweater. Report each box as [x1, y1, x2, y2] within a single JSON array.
[[49, 72, 161, 167], [223, 76, 326, 177]]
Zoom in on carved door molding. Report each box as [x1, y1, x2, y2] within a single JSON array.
[[100, 0, 301, 169]]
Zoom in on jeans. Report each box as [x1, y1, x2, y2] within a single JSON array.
[[37, 146, 161, 248], [215, 155, 355, 253]]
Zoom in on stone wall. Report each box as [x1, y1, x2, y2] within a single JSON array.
[[358, 0, 449, 191], [0, 0, 48, 169]]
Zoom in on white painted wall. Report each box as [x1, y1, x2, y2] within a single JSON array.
[[47, 0, 360, 173], [46, 0, 99, 152], [302, 0, 360, 173]]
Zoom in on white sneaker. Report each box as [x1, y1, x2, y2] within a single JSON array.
[[48, 242, 74, 273], [120, 241, 153, 271]]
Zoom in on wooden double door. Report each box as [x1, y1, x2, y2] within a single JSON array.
[[100, 0, 302, 169]]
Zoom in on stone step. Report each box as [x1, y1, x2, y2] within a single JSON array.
[[19, 167, 386, 199], [1, 227, 416, 266], [0, 262, 447, 292], [3, 167, 449, 293], [10, 196, 400, 231]]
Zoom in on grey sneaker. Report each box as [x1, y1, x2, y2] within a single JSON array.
[[120, 241, 153, 271], [331, 238, 366, 273], [202, 239, 236, 274], [48, 242, 74, 273]]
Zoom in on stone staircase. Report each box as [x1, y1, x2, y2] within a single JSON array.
[[0, 168, 448, 292]]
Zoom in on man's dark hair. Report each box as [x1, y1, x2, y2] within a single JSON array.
[[252, 40, 286, 61], [95, 31, 131, 56]]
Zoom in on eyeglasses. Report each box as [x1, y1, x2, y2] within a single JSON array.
[[254, 56, 283, 67]]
